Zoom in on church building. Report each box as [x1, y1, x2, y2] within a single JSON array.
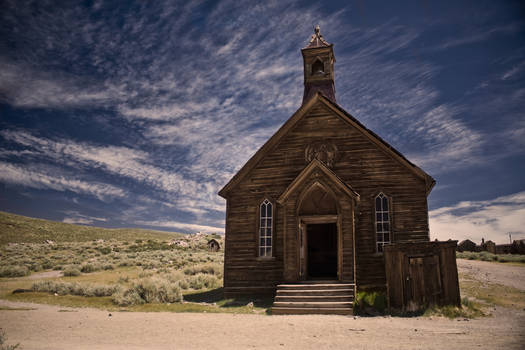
[[218, 27, 436, 312]]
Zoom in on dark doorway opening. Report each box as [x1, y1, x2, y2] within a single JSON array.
[[307, 223, 338, 279]]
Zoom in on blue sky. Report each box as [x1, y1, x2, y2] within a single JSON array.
[[0, 0, 524, 244]]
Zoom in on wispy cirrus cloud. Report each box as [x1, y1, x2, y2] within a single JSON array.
[[429, 191, 525, 244], [0, 162, 126, 201], [0, 129, 223, 213], [437, 22, 522, 50], [0, 0, 523, 233]]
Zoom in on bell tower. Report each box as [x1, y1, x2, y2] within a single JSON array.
[[301, 25, 336, 104]]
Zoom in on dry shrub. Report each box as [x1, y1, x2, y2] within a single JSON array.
[[112, 277, 182, 306], [63, 265, 81, 277], [0, 265, 29, 277], [186, 273, 221, 290], [31, 280, 117, 297], [183, 263, 222, 277], [80, 263, 101, 273]]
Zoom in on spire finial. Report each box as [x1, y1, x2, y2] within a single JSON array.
[[305, 25, 330, 49]]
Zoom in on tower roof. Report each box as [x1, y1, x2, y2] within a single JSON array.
[[303, 25, 331, 49]]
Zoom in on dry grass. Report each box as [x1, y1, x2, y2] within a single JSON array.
[[459, 273, 525, 309]]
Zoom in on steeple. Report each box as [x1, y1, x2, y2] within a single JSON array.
[[301, 25, 336, 104]]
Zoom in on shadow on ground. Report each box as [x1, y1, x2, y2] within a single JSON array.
[[184, 288, 274, 309]]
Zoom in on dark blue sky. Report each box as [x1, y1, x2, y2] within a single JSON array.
[[0, 0, 524, 243]]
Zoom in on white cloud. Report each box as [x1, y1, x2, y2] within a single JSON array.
[[1, 129, 224, 212], [135, 220, 224, 234], [429, 191, 525, 244], [0, 162, 126, 201], [62, 211, 107, 225]]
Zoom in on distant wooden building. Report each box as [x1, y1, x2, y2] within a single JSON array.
[[480, 238, 496, 254], [219, 27, 436, 304], [207, 239, 221, 252], [457, 239, 476, 252]]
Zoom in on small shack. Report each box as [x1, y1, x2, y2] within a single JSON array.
[[207, 239, 220, 252], [384, 241, 460, 312]]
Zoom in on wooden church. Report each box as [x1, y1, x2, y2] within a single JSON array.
[[218, 27, 444, 314]]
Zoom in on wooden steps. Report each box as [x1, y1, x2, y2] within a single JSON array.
[[271, 282, 355, 315]]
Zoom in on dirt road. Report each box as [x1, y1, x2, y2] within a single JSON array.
[[1, 260, 524, 350], [456, 258, 525, 290]]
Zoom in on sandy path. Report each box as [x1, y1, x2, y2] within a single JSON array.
[[26, 270, 63, 280], [457, 259, 525, 290], [1, 300, 524, 350], [1, 260, 524, 350]]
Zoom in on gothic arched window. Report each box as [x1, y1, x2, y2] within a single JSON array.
[[259, 199, 273, 257], [312, 59, 324, 75], [375, 193, 391, 253]]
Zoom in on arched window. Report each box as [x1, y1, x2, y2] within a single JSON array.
[[259, 199, 273, 257], [311, 59, 324, 75], [375, 193, 391, 253]]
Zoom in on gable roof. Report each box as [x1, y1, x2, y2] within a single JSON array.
[[278, 159, 359, 204], [218, 93, 436, 198]]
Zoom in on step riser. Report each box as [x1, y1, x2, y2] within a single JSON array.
[[277, 285, 353, 290], [272, 308, 353, 315], [273, 302, 353, 309], [277, 290, 354, 297], [272, 283, 355, 316], [275, 296, 353, 302]]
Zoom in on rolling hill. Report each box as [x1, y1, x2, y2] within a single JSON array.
[[0, 211, 183, 245]]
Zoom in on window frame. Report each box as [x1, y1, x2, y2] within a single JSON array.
[[258, 198, 274, 258], [374, 192, 392, 253]]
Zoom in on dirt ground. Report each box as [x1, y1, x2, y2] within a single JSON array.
[[1, 260, 524, 350], [456, 258, 525, 290]]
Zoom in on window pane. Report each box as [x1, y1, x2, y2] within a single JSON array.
[[383, 222, 389, 232], [266, 247, 272, 256], [260, 204, 265, 218], [266, 227, 272, 236], [266, 238, 272, 246], [382, 196, 388, 210], [260, 218, 265, 229], [260, 228, 265, 237], [260, 238, 265, 246], [267, 202, 272, 217], [375, 196, 381, 211], [376, 213, 382, 221], [266, 218, 272, 228], [376, 223, 382, 232], [377, 233, 383, 242], [383, 212, 389, 221], [259, 247, 265, 256], [384, 232, 390, 242]]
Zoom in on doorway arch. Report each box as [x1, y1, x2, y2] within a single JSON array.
[[297, 182, 341, 280]]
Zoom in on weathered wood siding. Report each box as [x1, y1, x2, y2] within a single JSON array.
[[223, 100, 430, 296]]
